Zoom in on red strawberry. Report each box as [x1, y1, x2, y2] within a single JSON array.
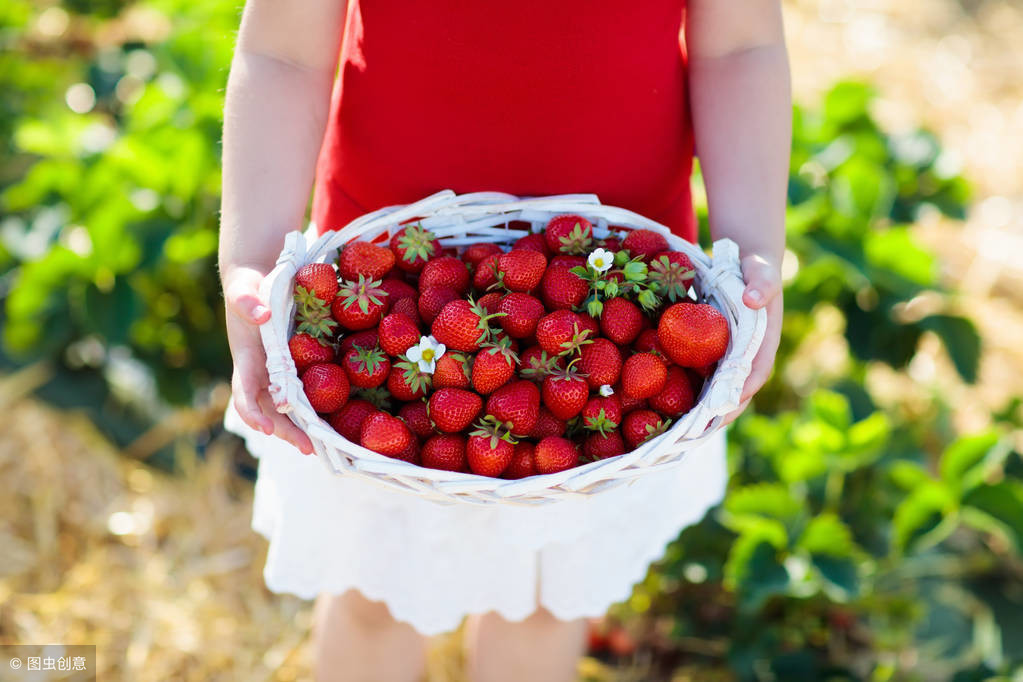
[[619, 392, 648, 415], [342, 345, 390, 389], [648, 366, 695, 418], [658, 303, 729, 368], [534, 436, 579, 474], [497, 250, 547, 292], [549, 255, 587, 270], [519, 345, 565, 383], [486, 380, 541, 436], [462, 242, 504, 268], [431, 299, 497, 352], [498, 293, 545, 339], [471, 339, 518, 395], [295, 263, 339, 302], [390, 223, 440, 273], [428, 388, 483, 433], [379, 278, 418, 304], [622, 229, 669, 263], [433, 351, 473, 389], [332, 276, 388, 331], [338, 329, 378, 356], [477, 291, 503, 315], [466, 418, 516, 477], [503, 441, 538, 479], [633, 329, 666, 358], [388, 356, 432, 401], [622, 353, 668, 399], [472, 253, 501, 292], [540, 266, 588, 311], [328, 399, 377, 443], [398, 400, 435, 440], [418, 286, 460, 325], [514, 232, 552, 258], [544, 215, 593, 255], [601, 235, 623, 251], [648, 251, 696, 303], [529, 406, 567, 439], [600, 298, 644, 346], [536, 310, 592, 357], [576, 313, 600, 341], [392, 436, 420, 464], [338, 241, 395, 281], [294, 287, 339, 340], [622, 409, 671, 449], [290, 333, 335, 373], [389, 296, 422, 326], [301, 363, 350, 413], [378, 313, 420, 357], [581, 395, 622, 434], [541, 364, 590, 420], [578, 338, 622, 389], [421, 434, 467, 471], [583, 430, 625, 461], [360, 411, 413, 456], [420, 256, 470, 294]]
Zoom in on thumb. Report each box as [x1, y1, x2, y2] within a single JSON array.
[[224, 267, 271, 325], [740, 255, 782, 310]]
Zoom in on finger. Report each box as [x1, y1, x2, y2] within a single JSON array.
[[233, 346, 274, 435], [720, 397, 752, 426], [258, 391, 315, 455], [224, 269, 271, 325], [741, 256, 782, 310], [739, 300, 783, 403]]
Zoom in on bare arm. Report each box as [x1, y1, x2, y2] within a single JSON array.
[[219, 0, 348, 452], [686, 0, 790, 417]]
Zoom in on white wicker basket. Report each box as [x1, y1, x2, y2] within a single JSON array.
[[259, 190, 766, 506]]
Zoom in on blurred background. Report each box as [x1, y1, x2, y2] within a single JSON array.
[[1, 0, 1022, 679]]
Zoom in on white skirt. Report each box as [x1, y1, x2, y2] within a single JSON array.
[[225, 404, 727, 635]]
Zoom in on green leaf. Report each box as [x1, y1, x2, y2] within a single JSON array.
[[889, 460, 932, 491], [864, 227, 937, 286], [939, 431, 1000, 487], [726, 534, 790, 612], [920, 314, 981, 383], [823, 81, 875, 127], [809, 390, 852, 430], [797, 513, 855, 558], [892, 482, 956, 552], [724, 483, 803, 524], [962, 482, 1023, 551], [811, 555, 860, 599]]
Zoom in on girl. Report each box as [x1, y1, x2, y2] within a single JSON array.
[[219, 1, 788, 680]]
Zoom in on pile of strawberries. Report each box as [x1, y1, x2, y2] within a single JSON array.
[[287, 214, 729, 479]]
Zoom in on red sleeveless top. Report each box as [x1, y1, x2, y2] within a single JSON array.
[[312, 0, 695, 241]]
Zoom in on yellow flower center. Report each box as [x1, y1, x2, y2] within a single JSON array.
[[421, 348, 435, 362], [594, 258, 605, 268]]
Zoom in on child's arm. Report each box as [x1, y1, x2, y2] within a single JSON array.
[[686, 0, 790, 420], [219, 0, 348, 452]]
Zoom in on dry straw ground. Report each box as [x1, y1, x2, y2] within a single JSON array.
[[1, 1, 1021, 680]]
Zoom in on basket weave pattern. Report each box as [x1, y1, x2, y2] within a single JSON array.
[[259, 191, 767, 506]]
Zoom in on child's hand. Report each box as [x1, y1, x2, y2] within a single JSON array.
[[223, 265, 315, 454], [721, 254, 783, 425]]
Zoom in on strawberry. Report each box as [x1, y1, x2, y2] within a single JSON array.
[[332, 276, 388, 331], [477, 291, 503, 315], [498, 293, 545, 339], [420, 256, 470, 294], [544, 215, 593, 255], [581, 395, 622, 434], [621, 229, 669, 263], [583, 430, 625, 461], [428, 388, 483, 433], [294, 287, 339, 340], [418, 286, 460, 325], [472, 253, 501, 292], [338, 241, 395, 281], [529, 406, 566, 439], [578, 338, 622, 389], [390, 296, 422, 326], [388, 355, 432, 401], [360, 411, 413, 456], [392, 437, 420, 464], [466, 417, 515, 477], [431, 298, 499, 352], [398, 400, 435, 440], [503, 441, 538, 479], [549, 255, 586, 270], [352, 386, 393, 411], [295, 263, 339, 302], [342, 345, 390, 389], [622, 409, 671, 449], [379, 278, 418, 304], [658, 302, 729, 368], [540, 266, 588, 311], [648, 366, 695, 418], [622, 352, 668, 399], [462, 242, 504, 268], [290, 333, 335, 373], [378, 313, 420, 357], [619, 392, 648, 415], [601, 235, 623, 251], [576, 313, 600, 341], [536, 310, 592, 357], [339, 329, 378, 356], [534, 436, 579, 474], [633, 329, 666, 358], [328, 399, 377, 443], [471, 338, 518, 395], [390, 223, 440, 273], [648, 251, 696, 303], [600, 297, 644, 346], [433, 351, 473, 389], [421, 434, 467, 471], [486, 380, 541, 436], [301, 363, 350, 413], [513, 232, 552, 258], [541, 363, 590, 420], [519, 345, 564, 383], [497, 250, 547, 292]]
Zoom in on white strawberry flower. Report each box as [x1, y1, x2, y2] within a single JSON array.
[[599, 384, 615, 397], [406, 335, 446, 374], [587, 247, 614, 274]]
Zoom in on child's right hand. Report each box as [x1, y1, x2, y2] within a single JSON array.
[[222, 265, 314, 454]]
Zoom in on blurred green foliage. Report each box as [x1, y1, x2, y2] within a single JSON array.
[[1, 1, 1021, 680]]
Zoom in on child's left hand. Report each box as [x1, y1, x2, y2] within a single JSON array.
[[721, 253, 783, 424]]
